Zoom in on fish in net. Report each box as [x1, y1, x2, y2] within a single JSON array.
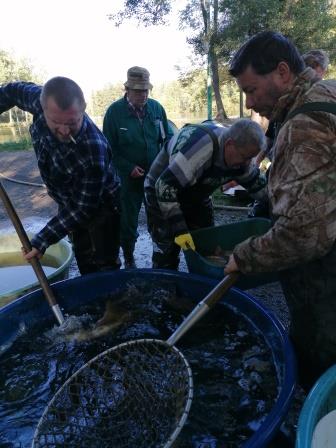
[[32, 339, 193, 448], [32, 273, 238, 447]]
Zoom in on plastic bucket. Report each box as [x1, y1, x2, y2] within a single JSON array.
[[0, 232, 73, 306], [184, 218, 278, 289], [296, 364, 336, 447], [0, 269, 296, 447]]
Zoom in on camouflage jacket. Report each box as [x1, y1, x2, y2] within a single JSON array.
[[144, 123, 266, 236], [234, 68, 336, 273]]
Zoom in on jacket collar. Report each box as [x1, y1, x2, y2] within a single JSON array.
[[270, 67, 318, 124]]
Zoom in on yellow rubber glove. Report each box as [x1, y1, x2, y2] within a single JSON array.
[[174, 233, 196, 251]]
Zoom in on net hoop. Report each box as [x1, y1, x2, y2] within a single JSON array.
[[32, 338, 193, 448]]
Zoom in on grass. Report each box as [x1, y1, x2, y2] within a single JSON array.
[[0, 140, 32, 151]]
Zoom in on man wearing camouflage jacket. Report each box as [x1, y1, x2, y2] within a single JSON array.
[[144, 119, 267, 269], [226, 31, 336, 390]]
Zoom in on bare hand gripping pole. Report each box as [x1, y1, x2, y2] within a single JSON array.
[[0, 181, 65, 325]]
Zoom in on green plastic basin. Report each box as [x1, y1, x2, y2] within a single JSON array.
[[183, 218, 278, 289]]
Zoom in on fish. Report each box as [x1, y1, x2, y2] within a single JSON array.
[[70, 300, 132, 342]]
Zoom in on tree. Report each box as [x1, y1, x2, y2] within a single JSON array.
[[215, 0, 335, 120], [108, 0, 336, 119], [89, 83, 124, 117], [0, 49, 41, 84], [0, 49, 42, 124], [216, 0, 336, 58], [108, 0, 228, 118]]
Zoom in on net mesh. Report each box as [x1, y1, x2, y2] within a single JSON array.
[[32, 339, 193, 448]]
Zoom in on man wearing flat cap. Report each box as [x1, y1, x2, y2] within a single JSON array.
[[103, 66, 173, 268]]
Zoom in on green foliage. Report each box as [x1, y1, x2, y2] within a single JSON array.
[[217, 0, 336, 60], [0, 49, 44, 126], [281, 0, 336, 56], [107, 0, 336, 119], [0, 139, 32, 151], [88, 83, 124, 117], [108, 0, 171, 27], [88, 76, 209, 121], [326, 61, 336, 80], [0, 49, 42, 84], [88, 72, 245, 122]]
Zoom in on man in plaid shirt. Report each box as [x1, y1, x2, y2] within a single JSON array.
[[144, 119, 267, 269], [0, 77, 121, 274]]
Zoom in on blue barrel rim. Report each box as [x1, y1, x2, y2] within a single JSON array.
[[296, 363, 336, 447]]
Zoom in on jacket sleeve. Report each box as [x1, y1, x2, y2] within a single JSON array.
[[31, 142, 114, 252], [103, 106, 135, 175], [155, 131, 214, 236], [160, 105, 174, 143], [233, 163, 267, 201], [233, 114, 336, 274], [0, 82, 41, 115]]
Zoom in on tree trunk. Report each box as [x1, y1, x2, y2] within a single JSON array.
[[210, 49, 227, 120], [239, 89, 244, 118], [209, 0, 228, 121]]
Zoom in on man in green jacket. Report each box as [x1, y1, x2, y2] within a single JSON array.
[[103, 66, 173, 268]]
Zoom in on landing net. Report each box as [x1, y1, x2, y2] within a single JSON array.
[[32, 338, 193, 448]]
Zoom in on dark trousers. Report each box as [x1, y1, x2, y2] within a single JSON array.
[[280, 242, 336, 392], [120, 176, 145, 258], [147, 198, 214, 269], [70, 205, 121, 275]]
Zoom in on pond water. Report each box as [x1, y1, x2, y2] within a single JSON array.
[[0, 280, 278, 447]]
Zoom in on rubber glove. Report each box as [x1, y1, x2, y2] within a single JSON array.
[[174, 233, 196, 251]]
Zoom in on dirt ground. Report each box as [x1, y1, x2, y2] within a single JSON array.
[[0, 149, 305, 443], [0, 149, 57, 225]]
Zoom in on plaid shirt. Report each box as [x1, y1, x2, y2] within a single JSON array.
[[126, 94, 146, 122], [145, 124, 266, 236], [0, 82, 120, 252]]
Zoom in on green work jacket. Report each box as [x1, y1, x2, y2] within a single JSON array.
[[103, 96, 173, 178]]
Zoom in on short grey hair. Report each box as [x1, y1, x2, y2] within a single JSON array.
[[227, 118, 267, 152], [40, 76, 86, 110], [302, 49, 329, 71]]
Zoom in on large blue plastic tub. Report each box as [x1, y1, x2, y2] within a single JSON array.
[[296, 364, 336, 447], [0, 270, 296, 447]]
